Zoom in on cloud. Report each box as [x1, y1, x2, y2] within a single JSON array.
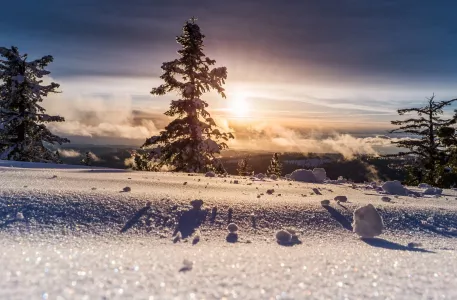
[[58, 149, 81, 158], [3, 0, 457, 83], [224, 121, 412, 158], [43, 93, 160, 142]]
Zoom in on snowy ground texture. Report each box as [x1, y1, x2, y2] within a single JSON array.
[[1, 161, 457, 299]]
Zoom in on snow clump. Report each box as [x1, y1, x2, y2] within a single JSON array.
[[352, 204, 384, 238], [382, 180, 409, 196], [255, 173, 266, 180], [321, 200, 330, 206], [312, 168, 327, 183], [205, 171, 216, 177], [276, 230, 292, 244], [179, 259, 193, 272], [334, 195, 348, 202], [289, 169, 317, 183], [381, 196, 391, 202], [423, 187, 442, 195], [190, 199, 204, 210], [227, 223, 238, 233]]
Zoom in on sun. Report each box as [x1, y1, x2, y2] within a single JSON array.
[[229, 92, 250, 118]]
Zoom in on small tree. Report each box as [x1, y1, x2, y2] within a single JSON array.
[[55, 150, 61, 163], [142, 18, 234, 173], [436, 126, 457, 187], [0, 46, 69, 162], [237, 157, 253, 176], [127, 150, 154, 171], [389, 95, 457, 185], [266, 152, 282, 176], [81, 151, 93, 166]]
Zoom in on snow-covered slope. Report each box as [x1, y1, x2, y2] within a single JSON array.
[[1, 161, 457, 299]]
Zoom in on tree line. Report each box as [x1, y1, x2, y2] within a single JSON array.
[[1, 18, 457, 187]]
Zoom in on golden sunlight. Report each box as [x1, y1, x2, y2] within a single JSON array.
[[229, 92, 251, 118]]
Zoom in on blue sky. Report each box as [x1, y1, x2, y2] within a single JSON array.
[[1, 0, 457, 146]]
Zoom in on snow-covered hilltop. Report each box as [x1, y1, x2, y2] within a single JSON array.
[[1, 161, 457, 299]]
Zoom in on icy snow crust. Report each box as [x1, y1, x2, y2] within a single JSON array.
[[1, 161, 457, 299]]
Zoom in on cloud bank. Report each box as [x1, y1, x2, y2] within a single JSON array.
[[44, 94, 160, 142]]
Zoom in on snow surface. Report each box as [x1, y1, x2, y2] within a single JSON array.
[[1, 161, 457, 299]]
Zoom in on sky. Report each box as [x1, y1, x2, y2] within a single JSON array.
[[1, 0, 457, 151]]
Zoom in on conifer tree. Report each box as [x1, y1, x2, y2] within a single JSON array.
[[55, 150, 61, 163], [81, 151, 92, 166], [0, 46, 69, 162], [266, 152, 282, 176], [389, 95, 457, 185], [436, 126, 457, 186], [128, 150, 153, 171], [237, 157, 253, 176], [142, 18, 234, 173]]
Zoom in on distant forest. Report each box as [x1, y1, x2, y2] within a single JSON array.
[[54, 144, 407, 183]]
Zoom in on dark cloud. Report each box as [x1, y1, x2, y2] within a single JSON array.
[[1, 1, 457, 81]]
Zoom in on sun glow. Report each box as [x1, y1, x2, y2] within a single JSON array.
[[229, 92, 251, 118]]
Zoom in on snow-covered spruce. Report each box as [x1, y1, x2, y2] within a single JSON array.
[[81, 152, 95, 166], [266, 153, 282, 177], [141, 18, 233, 174], [237, 157, 253, 176], [0, 46, 69, 162]]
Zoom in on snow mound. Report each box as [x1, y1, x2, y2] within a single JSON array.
[[321, 200, 330, 206], [418, 183, 431, 188], [381, 196, 391, 202], [312, 168, 327, 183], [382, 180, 408, 196], [255, 173, 266, 180], [352, 204, 384, 238], [334, 195, 348, 202], [289, 169, 317, 183], [423, 187, 442, 195], [205, 171, 216, 177], [227, 223, 238, 233], [275, 230, 292, 244]]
